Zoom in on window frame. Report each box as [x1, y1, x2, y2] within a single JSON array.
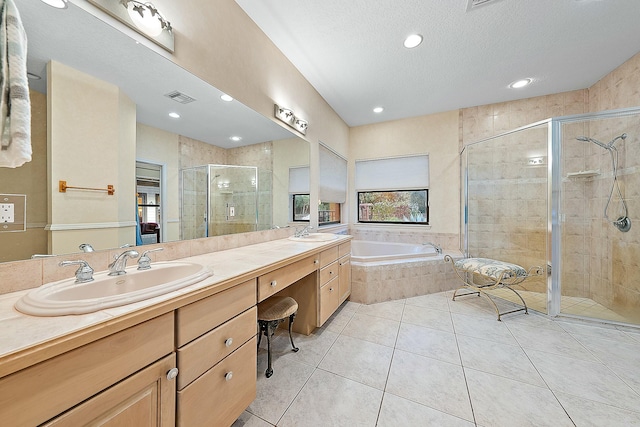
[[357, 189, 429, 225]]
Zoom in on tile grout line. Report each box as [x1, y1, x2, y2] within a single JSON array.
[[451, 303, 479, 426]]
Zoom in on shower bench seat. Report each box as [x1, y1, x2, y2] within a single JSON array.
[[444, 256, 543, 321]]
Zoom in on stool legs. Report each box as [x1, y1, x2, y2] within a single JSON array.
[[257, 311, 299, 378]]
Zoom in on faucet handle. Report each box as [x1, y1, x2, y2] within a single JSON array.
[[138, 248, 164, 270], [59, 260, 94, 283]]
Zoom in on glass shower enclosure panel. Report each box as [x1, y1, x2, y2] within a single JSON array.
[[181, 164, 258, 239], [555, 109, 640, 325], [463, 121, 550, 314]]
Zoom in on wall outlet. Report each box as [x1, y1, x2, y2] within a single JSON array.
[[0, 203, 14, 223]]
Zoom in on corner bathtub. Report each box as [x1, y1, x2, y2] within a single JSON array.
[[349, 240, 460, 304]]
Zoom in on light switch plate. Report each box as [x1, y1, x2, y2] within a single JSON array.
[[0, 194, 26, 232]]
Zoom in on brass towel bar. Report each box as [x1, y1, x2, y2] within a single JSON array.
[[59, 180, 115, 195]]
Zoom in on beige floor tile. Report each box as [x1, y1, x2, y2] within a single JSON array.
[[457, 335, 546, 387], [341, 312, 400, 347], [527, 349, 640, 412], [356, 300, 405, 321], [231, 411, 273, 427], [377, 393, 474, 427], [260, 326, 339, 368], [318, 334, 393, 390], [278, 369, 383, 427], [396, 322, 460, 364], [452, 312, 519, 346], [507, 323, 599, 362], [404, 292, 451, 310], [466, 368, 574, 427], [248, 359, 315, 424], [554, 392, 640, 427], [402, 304, 454, 333], [386, 349, 474, 422]]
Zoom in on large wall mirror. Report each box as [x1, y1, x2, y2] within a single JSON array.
[[0, 0, 309, 262]]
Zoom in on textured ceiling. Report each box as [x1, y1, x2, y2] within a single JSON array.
[[236, 0, 640, 126]]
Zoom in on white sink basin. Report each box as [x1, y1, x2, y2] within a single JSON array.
[[288, 233, 338, 242], [15, 262, 213, 316]]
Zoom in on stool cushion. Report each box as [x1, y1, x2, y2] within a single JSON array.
[[454, 257, 527, 282], [258, 296, 298, 321]]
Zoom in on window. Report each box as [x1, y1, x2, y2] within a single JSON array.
[[355, 154, 430, 225], [319, 202, 341, 225], [292, 194, 310, 221], [358, 190, 428, 224]]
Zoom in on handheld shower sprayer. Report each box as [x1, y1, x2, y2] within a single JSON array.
[[575, 133, 631, 232]]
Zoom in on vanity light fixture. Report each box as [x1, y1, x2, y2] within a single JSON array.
[[373, 106, 384, 113], [509, 78, 532, 89], [168, 112, 180, 118], [403, 34, 423, 49], [87, 0, 174, 52], [220, 94, 234, 102], [40, 0, 68, 9], [274, 104, 309, 135]]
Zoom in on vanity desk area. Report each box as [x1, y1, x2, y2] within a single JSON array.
[[0, 235, 351, 427]]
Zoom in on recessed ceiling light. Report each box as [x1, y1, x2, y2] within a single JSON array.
[[230, 136, 242, 142], [40, 0, 68, 9], [220, 94, 233, 102], [403, 34, 423, 49], [168, 112, 180, 118], [373, 107, 384, 113], [509, 78, 532, 89]]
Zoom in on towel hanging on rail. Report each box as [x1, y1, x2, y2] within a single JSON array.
[[0, 0, 30, 168]]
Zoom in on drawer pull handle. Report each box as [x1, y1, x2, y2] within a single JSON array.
[[270, 280, 277, 288], [329, 287, 334, 292], [314, 259, 319, 264], [329, 271, 333, 274], [225, 371, 233, 381], [225, 337, 233, 347], [166, 368, 179, 381]]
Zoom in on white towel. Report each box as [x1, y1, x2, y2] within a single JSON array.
[[0, 0, 31, 168]]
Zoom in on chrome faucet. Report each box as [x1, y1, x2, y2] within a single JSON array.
[[108, 250, 139, 276], [423, 242, 443, 254], [294, 225, 313, 238], [59, 260, 94, 283], [137, 248, 163, 270], [79, 243, 94, 253]]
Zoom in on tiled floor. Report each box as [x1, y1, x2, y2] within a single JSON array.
[[233, 290, 640, 427]]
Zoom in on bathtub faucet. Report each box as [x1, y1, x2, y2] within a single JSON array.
[[423, 242, 442, 254], [294, 225, 313, 237]]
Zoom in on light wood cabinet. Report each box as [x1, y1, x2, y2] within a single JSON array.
[[258, 255, 319, 302], [318, 242, 352, 325], [175, 279, 258, 426], [0, 313, 175, 426], [339, 255, 351, 303], [42, 354, 177, 427]]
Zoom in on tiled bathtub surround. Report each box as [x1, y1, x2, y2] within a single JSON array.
[[351, 257, 460, 304], [348, 226, 458, 251]]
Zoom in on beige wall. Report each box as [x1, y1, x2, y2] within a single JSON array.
[[348, 110, 460, 249], [47, 61, 137, 254], [136, 123, 180, 242], [0, 91, 47, 261], [273, 138, 310, 227]]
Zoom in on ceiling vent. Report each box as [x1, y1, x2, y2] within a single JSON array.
[[164, 91, 196, 104], [466, 0, 503, 11]]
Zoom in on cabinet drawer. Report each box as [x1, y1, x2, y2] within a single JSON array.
[[176, 279, 256, 347], [177, 307, 257, 390], [0, 313, 174, 427], [319, 277, 340, 325], [177, 337, 257, 427], [319, 246, 339, 268], [258, 255, 318, 301], [320, 261, 338, 286], [339, 241, 351, 258]]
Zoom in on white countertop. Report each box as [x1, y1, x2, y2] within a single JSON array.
[[0, 235, 351, 368]]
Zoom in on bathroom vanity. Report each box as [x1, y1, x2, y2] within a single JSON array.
[[0, 235, 351, 426]]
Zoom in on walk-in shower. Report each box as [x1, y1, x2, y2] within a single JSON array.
[[576, 133, 631, 232], [462, 107, 640, 326]]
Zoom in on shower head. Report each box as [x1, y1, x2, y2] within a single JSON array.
[[608, 133, 627, 148], [576, 136, 609, 150]]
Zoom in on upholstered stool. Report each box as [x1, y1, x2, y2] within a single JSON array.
[[257, 296, 299, 378]]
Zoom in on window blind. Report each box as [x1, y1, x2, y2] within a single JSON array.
[[288, 166, 309, 194], [319, 144, 347, 203], [355, 155, 429, 191]]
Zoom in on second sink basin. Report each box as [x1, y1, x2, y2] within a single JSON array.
[[15, 262, 213, 316], [288, 233, 338, 242]]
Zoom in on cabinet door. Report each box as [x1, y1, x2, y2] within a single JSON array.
[[338, 256, 351, 303], [319, 277, 340, 325], [43, 354, 177, 427]]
